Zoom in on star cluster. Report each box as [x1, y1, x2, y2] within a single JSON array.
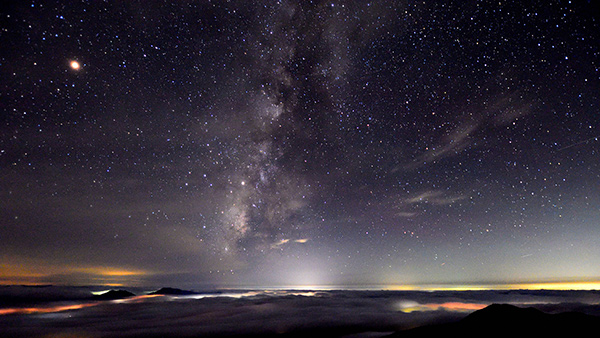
[[1, 1, 599, 288]]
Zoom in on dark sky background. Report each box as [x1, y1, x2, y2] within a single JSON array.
[[1, 0, 599, 289]]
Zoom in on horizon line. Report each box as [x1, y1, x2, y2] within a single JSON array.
[[216, 280, 600, 292], [3, 280, 600, 292]]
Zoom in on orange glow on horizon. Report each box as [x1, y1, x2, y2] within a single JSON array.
[[0, 295, 169, 317], [425, 302, 487, 311], [1, 262, 150, 287], [109, 294, 164, 304], [398, 301, 488, 313], [384, 280, 600, 291], [508, 281, 600, 291], [74, 267, 148, 277], [0, 302, 98, 316]]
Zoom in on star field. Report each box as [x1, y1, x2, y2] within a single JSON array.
[[1, 0, 599, 289]]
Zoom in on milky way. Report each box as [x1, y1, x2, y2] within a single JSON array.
[[1, 1, 599, 289]]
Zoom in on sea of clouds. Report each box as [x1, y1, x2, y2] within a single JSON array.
[[1, 286, 600, 337]]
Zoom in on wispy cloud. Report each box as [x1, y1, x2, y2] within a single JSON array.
[[271, 239, 290, 249], [487, 92, 535, 127], [402, 123, 478, 171], [398, 90, 535, 172], [394, 190, 468, 218], [404, 190, 468, 206], [395, 211, 418, 218], [271, 238, 310, 249]]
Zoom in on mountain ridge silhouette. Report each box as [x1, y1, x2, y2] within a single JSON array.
[[386, 303, 600, 337]]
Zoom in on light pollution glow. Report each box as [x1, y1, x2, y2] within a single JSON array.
[[3, 261, 599, 291], [249, 279, 600, 292], [397, 301, 487, 313], [0, 303, 98, 316], [382, 280, 600, 291], [0, 263, 149, 286], [0, 291, 484, 317], [0, 294, 163, 316]]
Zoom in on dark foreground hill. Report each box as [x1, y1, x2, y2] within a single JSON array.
[[148, 287, 198, 296], [386, 303, 600, 337]]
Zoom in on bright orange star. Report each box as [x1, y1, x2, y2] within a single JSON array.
[[70, 60, 81, 70]]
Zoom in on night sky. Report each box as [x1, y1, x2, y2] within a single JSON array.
[[1, 1, 599, 289]]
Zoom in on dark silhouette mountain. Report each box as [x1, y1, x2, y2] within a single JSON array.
[[91, 289, 135, 300], [148, 287, 198, 296], [387, 303, 600, 337]]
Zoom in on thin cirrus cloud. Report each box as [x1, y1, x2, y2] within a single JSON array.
[[395, 190, 469, 218], [400, 91, 535, 172], [402, 123, 479, 171], [404, 190, 468, 206], [271, 238, 310, 249]]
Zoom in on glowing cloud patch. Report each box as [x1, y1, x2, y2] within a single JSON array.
[[396, 301, 486, 313]]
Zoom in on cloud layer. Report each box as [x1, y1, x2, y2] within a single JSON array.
[[2, 287, 600, 337]]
